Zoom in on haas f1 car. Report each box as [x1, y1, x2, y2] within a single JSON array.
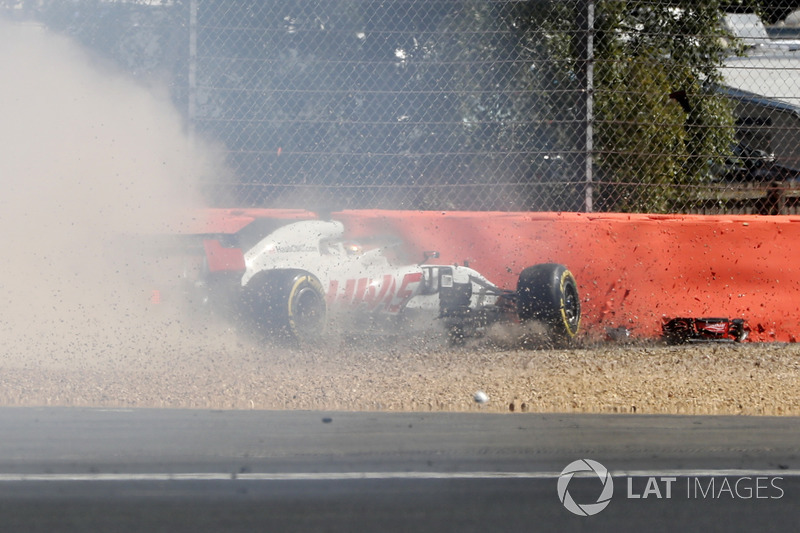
[[195, 218, 581, 346]]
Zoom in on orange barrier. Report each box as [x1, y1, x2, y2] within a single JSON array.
[[203, 209, 800, 342], [335, 210, 800, 342]]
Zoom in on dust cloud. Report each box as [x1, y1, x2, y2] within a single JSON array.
[[0, 19, 233, 367]]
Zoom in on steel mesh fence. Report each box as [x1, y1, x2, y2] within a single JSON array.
[[4, 0, 800, 213]]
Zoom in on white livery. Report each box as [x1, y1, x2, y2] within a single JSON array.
[[202, 218, 580, 346]]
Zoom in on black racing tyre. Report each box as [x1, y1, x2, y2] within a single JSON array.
[[240, 269, 327, 345], [516, 263, 580, 343]]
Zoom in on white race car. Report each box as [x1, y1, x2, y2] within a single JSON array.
[[197, 218, 580, 346]]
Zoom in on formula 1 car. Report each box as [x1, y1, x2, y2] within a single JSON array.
[[195, 217, 581, 346]]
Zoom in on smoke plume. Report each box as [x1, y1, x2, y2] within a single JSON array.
[[0, 19, 228, 364]]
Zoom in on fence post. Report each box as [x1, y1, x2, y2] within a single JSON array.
[[573, 0, 595, 213]]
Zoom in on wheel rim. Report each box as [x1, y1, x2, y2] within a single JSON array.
[[292, 286, 325, 335], [563, 281, 580, 330]]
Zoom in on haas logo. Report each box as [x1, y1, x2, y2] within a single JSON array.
[[327, 272, 422, 313]]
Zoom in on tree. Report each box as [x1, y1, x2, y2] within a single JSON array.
[[509, 1, 739, 212], [407, 0, 579, 210]]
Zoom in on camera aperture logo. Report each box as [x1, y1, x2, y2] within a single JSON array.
[[557, 459, 614, 516]]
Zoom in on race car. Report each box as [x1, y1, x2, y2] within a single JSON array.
[[194, 217, 581, 346]]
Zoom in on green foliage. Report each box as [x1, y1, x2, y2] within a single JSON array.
[[513, 1, 739, 212], [422, 0, 743, 212]]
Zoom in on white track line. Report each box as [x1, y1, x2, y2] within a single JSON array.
[[0, 470, 797, 482]]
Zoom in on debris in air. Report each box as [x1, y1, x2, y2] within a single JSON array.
[[605, 326, 632, 342], [473, 391, 489, 404]]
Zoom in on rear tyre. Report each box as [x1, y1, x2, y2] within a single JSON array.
[[240, 269, 326, 345], [516, 263, 580, 344]]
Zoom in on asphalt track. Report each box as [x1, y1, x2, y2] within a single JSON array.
[[0, 408, 798, 532]]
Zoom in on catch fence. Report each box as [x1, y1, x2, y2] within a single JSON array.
[[5, 0, 800, 213]]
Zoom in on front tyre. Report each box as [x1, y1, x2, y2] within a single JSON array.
[[240, 269, 327, 345], [516, 263, 580, 343]]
